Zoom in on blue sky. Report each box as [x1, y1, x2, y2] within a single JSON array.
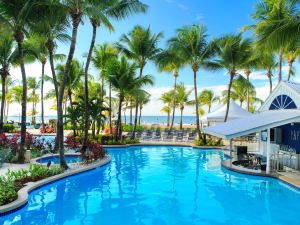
[[10, 0, 298, 117]]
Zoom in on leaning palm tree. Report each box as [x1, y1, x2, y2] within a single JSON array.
[[106, 56, 153, 140], [168, 24, 216, 138], [115, 25, 163, 139], [155, 49, 184, 134], [175, 83, 193, 129], [212, 34, 252, 122], [159, 91, 173, 126], [231, 75, 255, 107], [0, 0, 49, 162]]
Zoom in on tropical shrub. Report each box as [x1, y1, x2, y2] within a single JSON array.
[[81, 142, 107, 163], [122, 124, 143, 132], [194, 138, 223, 147], [64, 135, 81, 148], [3, 124, 16, 133], [0, 164, 64, 206], [0, 148, 11, 167], [0, 176, 17, 206]]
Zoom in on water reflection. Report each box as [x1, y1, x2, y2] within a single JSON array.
[[1, 147, 300, 225]]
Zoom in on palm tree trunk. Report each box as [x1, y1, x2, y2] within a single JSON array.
[[168, 75, 177, 135], [32, 97, 35, 124], [124, 110, 126, 125], [0, 76, 6, 133], [139, 106, 142, 125], [41, 62, 45, 128], [109, 83, 112, 134], [287, 60, 293, 81], [82, 21, 97, 152], [180, 108, 183, 130], [131, 67, 143, 139], [130, 99, 133, 125], [115, 96, 123, 141], [57, 15, 81, 169], [224, 73, 234, 122], [278, 49, 283, 83], [167, 110, 170, 127], [193, 70, 201, 139], [16, 38, 27, 163], [267, 68, 272, 94], [246, 72, 250, 112]]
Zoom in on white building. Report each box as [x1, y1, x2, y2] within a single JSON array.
[[204, 81, 300, 173]]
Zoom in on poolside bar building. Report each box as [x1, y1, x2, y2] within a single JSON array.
[[204, 81, 300, 173]]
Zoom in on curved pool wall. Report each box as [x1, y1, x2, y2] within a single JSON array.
[[34, 154, 81, 165], [2, 145, 300, 225]]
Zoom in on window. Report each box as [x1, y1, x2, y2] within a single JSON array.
[[269, 95, 297, 110]]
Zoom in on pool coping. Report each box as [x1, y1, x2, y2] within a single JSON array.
[[0, 155, 112, 215], [31, 153, 81, 166], [221, 158, 300, 189]]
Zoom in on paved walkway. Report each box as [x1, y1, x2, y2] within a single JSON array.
[[0, 163, 29, 176]]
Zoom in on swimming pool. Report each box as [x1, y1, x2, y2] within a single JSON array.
[[36, 154, 81, 164], [1, 146, 300, 225]]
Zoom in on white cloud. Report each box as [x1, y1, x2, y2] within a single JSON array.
[[177, 3, 188, 11]]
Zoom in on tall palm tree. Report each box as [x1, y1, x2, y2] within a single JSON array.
[[284, 41, 300, 81], [135, 90, 150, 125], [248, 0, 298, 82], [0, 32, 16, 133], [160, 91, 173, 126], [212, 34, 252, 122], [82, 0, 147, 151], [107, 56, 153, 140], [56, 60, 83, 108], [11, 85, 23, 114], [0, 0, 49, 162], [198, 89, 216, 113], [115, 25, 163, 139], [175, 83, 193, 129], [27, 77, 40, 125], [155, 49, 184, 134], [168, 24, 216, 138], [92, 43, 118, 133], [256, 50, 277, 94]]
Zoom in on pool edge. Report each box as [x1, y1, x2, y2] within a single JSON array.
[[0, 155, 112, 215]]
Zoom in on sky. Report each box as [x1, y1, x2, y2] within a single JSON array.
[[9, 0, 300, 119]]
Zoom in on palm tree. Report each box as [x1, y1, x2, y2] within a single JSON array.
[[27, 77, 40, 125], [256, 50, 277, 94], [107, 56, 153, 140], [136, 90, 150, 125], [248, 0, 298, 82], [168, 24, 216, 138], [284, 41, 300, 81], [231, 75, 255, 107], [0, 32, 16, 133], [81, 0, 147, 151], [198, 89, 216, 113], [115, 25, 163, 139], [10, 85, 23, 114], [175, 83, 193, 129], [92, 43, 118, 133], [212, 34, 252, 122], [56, 60, 83, 108], [160, 91, 173, 126], [0, 0, 49, 162], [155, 49, 184, 134]]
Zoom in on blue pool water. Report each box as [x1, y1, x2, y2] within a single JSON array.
[[36, 155, 81, 164], [1, 146, 300, 225]]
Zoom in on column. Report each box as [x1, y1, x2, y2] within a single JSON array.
[[230, 139, 233, 167], [266, 128, 271, 173]]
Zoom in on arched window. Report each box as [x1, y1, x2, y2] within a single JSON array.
[[269, 95, 297, 110]]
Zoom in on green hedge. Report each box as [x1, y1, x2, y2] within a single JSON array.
[[3, 124, 16, 133], [122, 124, 143, 132]]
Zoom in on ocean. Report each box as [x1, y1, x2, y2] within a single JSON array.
[[6, 115, 197, 125]]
